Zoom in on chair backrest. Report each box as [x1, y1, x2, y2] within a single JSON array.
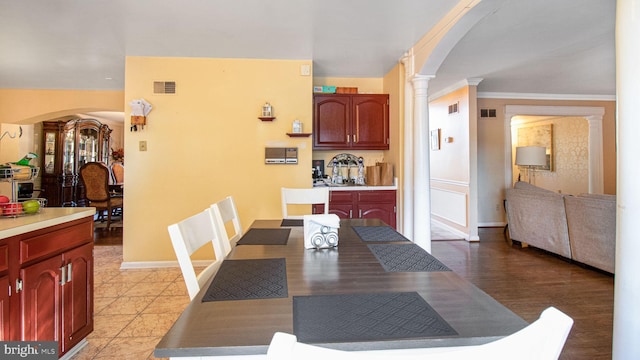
[[281, 187, 329, 219], [168, 209, 225, 300], [79, 162, 110, 202], [110, 162, 124, 184], [210, 196, 243, 256], [266, 307, 573, 360]]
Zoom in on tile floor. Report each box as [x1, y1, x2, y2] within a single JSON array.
[[71, 245, 190, 360]]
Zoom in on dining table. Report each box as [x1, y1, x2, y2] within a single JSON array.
[[155, 218, 527, 359]]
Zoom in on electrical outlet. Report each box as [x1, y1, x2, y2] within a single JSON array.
[[300, 64, 311, 76], [495, 204, 500, 211], [139, 140, 147, 151]]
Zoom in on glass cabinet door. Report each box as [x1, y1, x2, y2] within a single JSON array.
[[63, 128, 75, 175], [44, 131, 56, 174], [78, 128, 98, 168]]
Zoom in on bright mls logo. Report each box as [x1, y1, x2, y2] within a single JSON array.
[[1, 342, 57, 359]]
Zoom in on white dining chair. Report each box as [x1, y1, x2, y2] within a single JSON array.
[[211, 195, 243, 256], [168, 209, 226, 300], [266, 306, 573, 360], [281, 187, 329, 219]]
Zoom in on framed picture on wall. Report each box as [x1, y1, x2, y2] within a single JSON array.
[[430, 129, 441, 151]]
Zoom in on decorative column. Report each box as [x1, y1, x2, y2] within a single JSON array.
[[412, 75, 434, 252], [613, 0, 640, 358], [401, 52, 414, 240], [585, 115, 604, 194]]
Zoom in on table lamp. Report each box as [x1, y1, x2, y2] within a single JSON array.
[[515, 146, 547, 183]]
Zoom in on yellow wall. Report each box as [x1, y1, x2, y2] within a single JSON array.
[[123, 57, 313, 262], [0, 89, 123, 124]]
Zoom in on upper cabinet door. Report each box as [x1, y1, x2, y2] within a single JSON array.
[[351, 95, 389, 150], [313, 95, 350, 149], [313, 94, 389, 150]]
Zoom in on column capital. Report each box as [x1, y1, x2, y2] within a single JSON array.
[[411, 75, 434, 95]]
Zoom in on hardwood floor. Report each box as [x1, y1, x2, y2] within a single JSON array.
[[94, 227, 123, 246], [432, 227, 614, 360], [91, 226, 613, 359]]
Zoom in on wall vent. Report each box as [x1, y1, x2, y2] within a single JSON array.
[[480, 108, 497, 118], [448, 102, 459, 114], [153, 81, 176, 94]]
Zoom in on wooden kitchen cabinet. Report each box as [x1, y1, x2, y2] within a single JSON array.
[[313, 94, 389, 150], [314, 190, 397, 228], [2, 216, 93, 356], [0, 275, 9, 340]]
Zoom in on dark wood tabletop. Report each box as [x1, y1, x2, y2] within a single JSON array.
[[155, 218, 527, 358]]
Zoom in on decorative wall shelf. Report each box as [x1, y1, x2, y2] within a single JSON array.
[[259, 117, 276, 122], [286, 133, 311, 138]]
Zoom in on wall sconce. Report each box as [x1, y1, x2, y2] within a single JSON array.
[[515, 146, 547, 184]]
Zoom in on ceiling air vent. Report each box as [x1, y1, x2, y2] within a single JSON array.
[[153, 81, 176, 94], [480, 109, 497, 118]]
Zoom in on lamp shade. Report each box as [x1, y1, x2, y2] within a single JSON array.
[[515, 146, 547, 166]]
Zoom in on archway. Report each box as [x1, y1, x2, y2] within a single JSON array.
[[503, 105, 605, 193]]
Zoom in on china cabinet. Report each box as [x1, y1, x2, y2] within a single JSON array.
[[41, 118, 111, 207]]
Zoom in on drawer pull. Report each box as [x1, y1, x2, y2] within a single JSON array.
[[67, 263, 72, 283]]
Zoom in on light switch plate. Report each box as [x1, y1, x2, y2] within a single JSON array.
[[139, 140, 147, 151]]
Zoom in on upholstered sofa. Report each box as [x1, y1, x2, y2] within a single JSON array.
[[505, 182, 615, 273]]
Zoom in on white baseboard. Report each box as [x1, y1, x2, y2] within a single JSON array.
[[478, 222, 507, 227]]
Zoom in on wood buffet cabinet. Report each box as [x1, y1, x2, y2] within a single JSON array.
[[41, 118, 112, 207], [314, 190, 397, 229], [313, 94, 389, 150], [0, 215, 94, 356]]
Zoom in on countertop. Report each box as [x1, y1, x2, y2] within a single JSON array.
[[0, 207, 96, 239], [313, 178, 398, 191]]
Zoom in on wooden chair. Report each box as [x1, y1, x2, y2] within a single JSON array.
[[266, 307, 573, 360], [168, 208, 226, 300], [281, 187, 329, 219], [79, 162, 123, 230], [110, 161, 124, 184], [210, 196, 243, 256]]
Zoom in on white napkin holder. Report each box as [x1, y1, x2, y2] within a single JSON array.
[[303, 214, 340, 249]]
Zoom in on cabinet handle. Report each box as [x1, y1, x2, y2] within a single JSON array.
[[15, 279, 23, 294], [346, 134, 350, 143], [67, 263, 73, 283], [353, 134, 357, 143], [60, 265, 67, 286], [359, 209, 362, 218], [349, 210, 352, 218]]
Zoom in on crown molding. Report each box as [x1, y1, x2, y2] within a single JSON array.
[[477, 92, 616, 101]]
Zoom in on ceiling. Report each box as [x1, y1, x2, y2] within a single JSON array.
[[0, 0, 615, 99]]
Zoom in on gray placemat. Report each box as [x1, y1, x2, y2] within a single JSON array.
[[351, 226, 410, 242], [201, 258, 288, 302], [281, 219, 304, 227], [236, 228, 291, 245], [293, 292, 458, 343], [368, 243, 451, 272]]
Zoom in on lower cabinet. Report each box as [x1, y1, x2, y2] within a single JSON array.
[[1, 217, 94, 356], [315, 190, 397, 229]]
